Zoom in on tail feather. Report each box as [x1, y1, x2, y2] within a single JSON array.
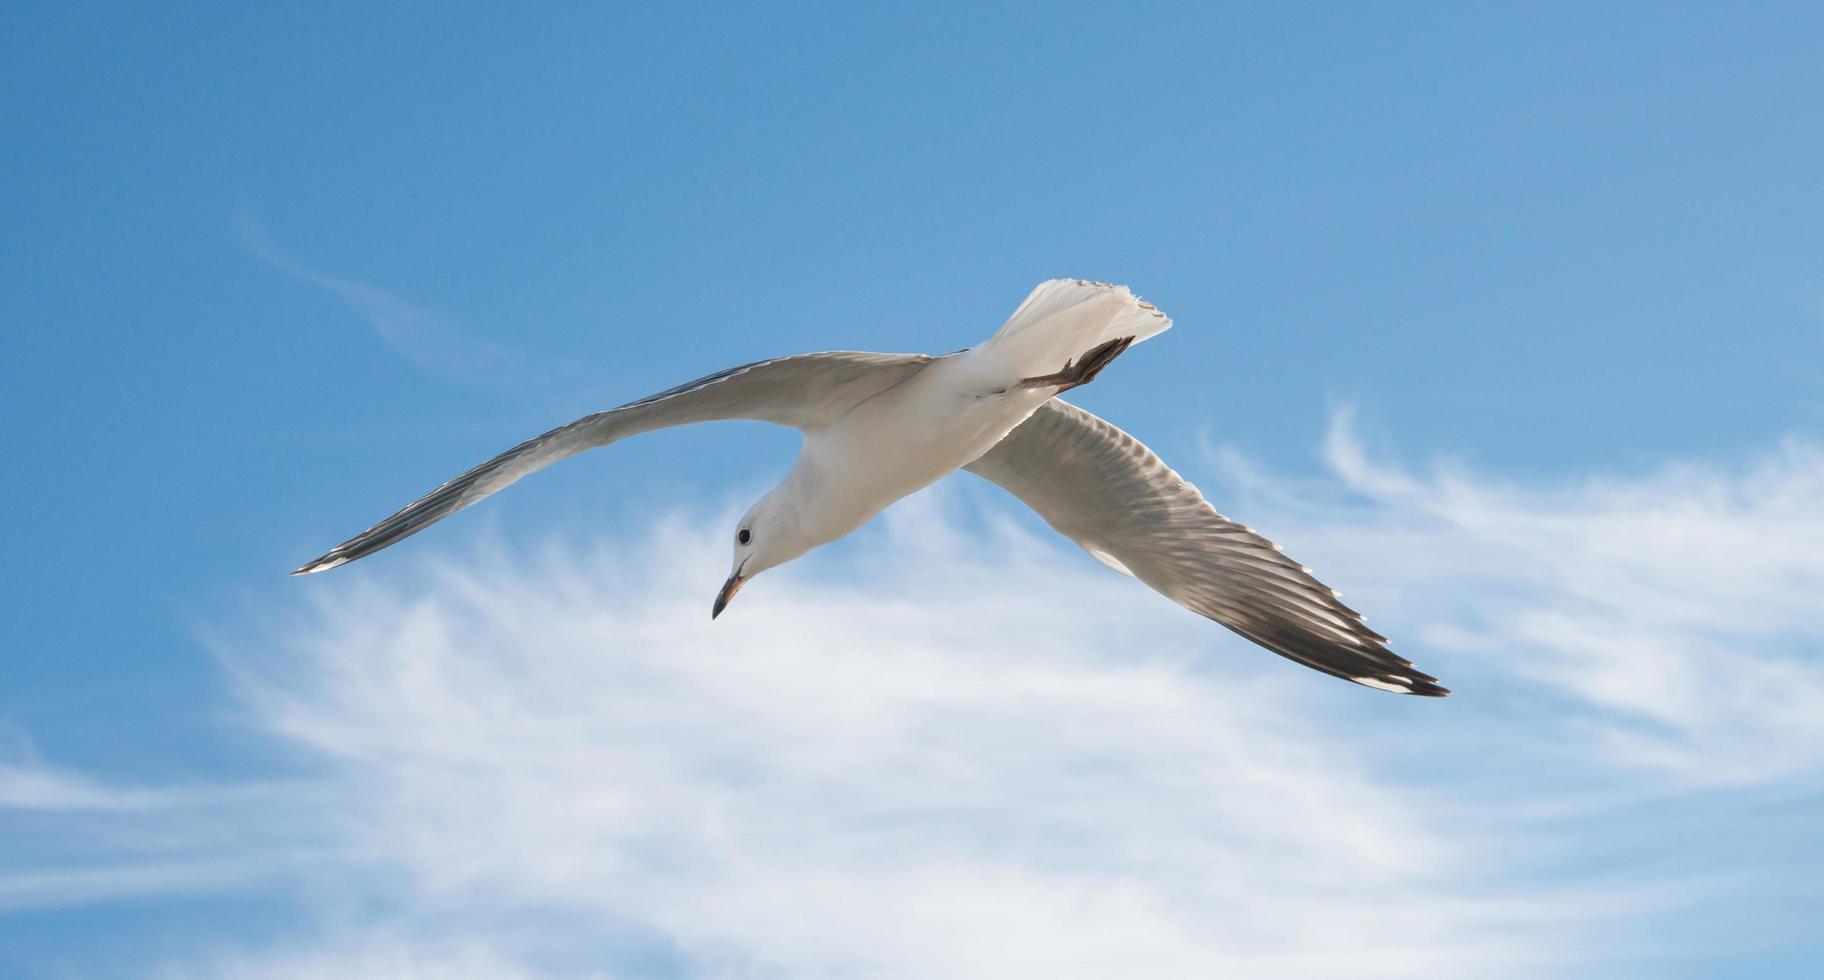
[[981, 279, 1171, 378]]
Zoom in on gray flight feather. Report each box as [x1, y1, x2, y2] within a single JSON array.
[[293, 351, 932, 575], [966, 399, 1447, 696]]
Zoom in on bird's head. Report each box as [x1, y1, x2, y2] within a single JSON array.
[[712, 489, 816, 619]]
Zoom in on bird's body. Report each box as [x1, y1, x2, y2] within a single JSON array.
[[778, 336, 1121, 555], [783, 356, 1048, 547], [295, 279, 1449, 696]]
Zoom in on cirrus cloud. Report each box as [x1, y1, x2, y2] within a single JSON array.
[[6, 412, 1823, 978]]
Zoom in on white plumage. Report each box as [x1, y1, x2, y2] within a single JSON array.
[[982, 279, 1172, 375]]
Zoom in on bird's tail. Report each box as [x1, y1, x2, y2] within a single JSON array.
[[977, 279, 1172, 379]]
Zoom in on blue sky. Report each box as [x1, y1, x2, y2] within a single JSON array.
[[3, 3, 1822, 977]]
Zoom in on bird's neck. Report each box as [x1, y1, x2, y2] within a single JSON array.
[[775, 446, 872, 552]]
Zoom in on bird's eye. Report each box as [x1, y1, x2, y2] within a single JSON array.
[[737, 528, 751, 545]]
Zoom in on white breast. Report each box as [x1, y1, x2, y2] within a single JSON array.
[[804, 351, 1053, 534]]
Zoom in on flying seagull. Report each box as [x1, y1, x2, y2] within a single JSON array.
[[294, 279, 1447, 696]]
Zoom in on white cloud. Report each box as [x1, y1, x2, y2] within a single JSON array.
[[216, 523, 1480, 974], [1210, 408, 1824, 787], [9, 414, 1824, 976], [170, 495, 1626, 978]]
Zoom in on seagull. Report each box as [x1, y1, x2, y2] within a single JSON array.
[[294, 279, 1447, 696]]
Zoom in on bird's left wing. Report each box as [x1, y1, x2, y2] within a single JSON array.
[[293, 351, 931, 575], [964, 399, 1448, 696]]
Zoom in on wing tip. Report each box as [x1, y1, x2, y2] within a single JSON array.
[[1352, 673, 1450, 697], [289, 554, 349, 576]]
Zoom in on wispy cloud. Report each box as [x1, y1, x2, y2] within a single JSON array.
[[161, 935, 565, 980], [239, 217, 567, 389], [1213, 408, 1824, 787], [0, 743, 332, 912], [215, 511, 1570, 979], [6, 415, 1824, 976], [0, 762, 157, 811]]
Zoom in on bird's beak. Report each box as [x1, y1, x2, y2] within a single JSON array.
[[711, 570, 745, 619]]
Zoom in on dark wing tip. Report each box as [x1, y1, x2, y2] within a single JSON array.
[[289, 553, 350, 576], [1352, 671, 1450, 697], [1219, 617, 1450, 698]]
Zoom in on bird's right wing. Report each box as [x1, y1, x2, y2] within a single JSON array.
[[293, 351, 932, 575], [964, 399, 1447, 696]]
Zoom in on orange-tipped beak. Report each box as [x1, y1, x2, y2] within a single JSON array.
[[711, 571, 745, 619]]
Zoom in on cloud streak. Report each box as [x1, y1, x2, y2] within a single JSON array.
[[239, 217, 564, 390]]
